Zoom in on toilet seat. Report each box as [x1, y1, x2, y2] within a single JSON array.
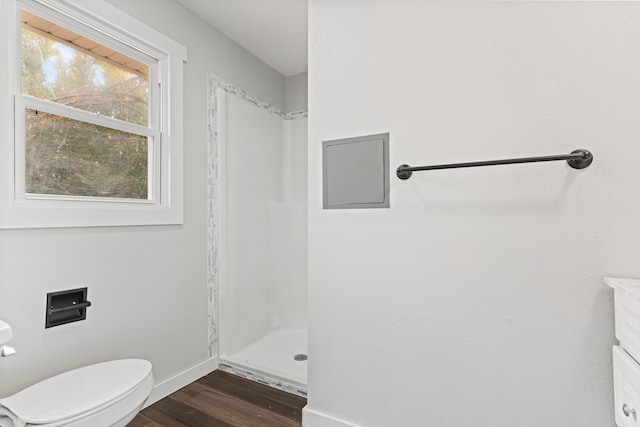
[[0, 359, 152, 426]]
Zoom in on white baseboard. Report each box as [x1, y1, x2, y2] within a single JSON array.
[[144, 357, 218, 407], [303, 406, 362, 427]]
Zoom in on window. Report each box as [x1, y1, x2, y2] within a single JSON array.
[[0, 0, 186, 228]]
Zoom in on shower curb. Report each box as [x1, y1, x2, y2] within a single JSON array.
[[218, 362, 307, 398]]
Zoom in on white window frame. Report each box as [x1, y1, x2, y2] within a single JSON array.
[[0, 0, 186, 228]]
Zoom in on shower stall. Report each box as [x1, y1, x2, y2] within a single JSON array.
[[207, 76, 308, 395]]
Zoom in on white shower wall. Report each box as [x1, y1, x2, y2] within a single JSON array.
[[218, 89, 308, 360], [270, 118, 308, 331]]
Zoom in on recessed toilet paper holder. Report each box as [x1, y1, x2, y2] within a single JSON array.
[[46, 287, 92, 328]]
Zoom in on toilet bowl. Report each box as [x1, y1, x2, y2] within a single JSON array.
[[0, 359, 153, 427]]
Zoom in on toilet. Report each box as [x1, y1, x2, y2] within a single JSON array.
[[0, 322, 153, 427], [0, 359, 153, 427]]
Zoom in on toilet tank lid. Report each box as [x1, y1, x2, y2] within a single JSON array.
[[0, 359, 152, 424]]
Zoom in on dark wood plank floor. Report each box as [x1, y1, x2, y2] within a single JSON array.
[[129, 371, 306, 427]]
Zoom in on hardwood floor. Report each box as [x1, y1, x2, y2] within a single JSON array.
[[129, 371, 306, 427]]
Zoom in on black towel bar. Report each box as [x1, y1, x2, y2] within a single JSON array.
[[396, 149, 593, 180]]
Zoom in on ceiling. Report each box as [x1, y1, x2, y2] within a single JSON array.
[[176, 0, 308, 77]]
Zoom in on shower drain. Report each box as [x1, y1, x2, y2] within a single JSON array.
[[293, 353, 308, 361]]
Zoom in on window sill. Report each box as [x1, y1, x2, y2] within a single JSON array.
[[0, 204, 183, 229]]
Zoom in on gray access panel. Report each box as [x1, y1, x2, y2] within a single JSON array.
[[322, 133, 389, 209]]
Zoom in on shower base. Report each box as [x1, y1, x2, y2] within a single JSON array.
[[219, 327, 307, 397]]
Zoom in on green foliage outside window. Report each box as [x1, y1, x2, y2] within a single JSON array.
[[21, 25, 151, 200]]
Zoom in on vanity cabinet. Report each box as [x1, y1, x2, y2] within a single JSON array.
[[606, 277, 640, 426]]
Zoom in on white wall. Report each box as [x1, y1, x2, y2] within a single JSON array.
[[286, 72, 309, 113], [0, 0, 285, 399], [108, 0, 286, 111], [306, 1, 638, 426], [272, 117, 308, 329]]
